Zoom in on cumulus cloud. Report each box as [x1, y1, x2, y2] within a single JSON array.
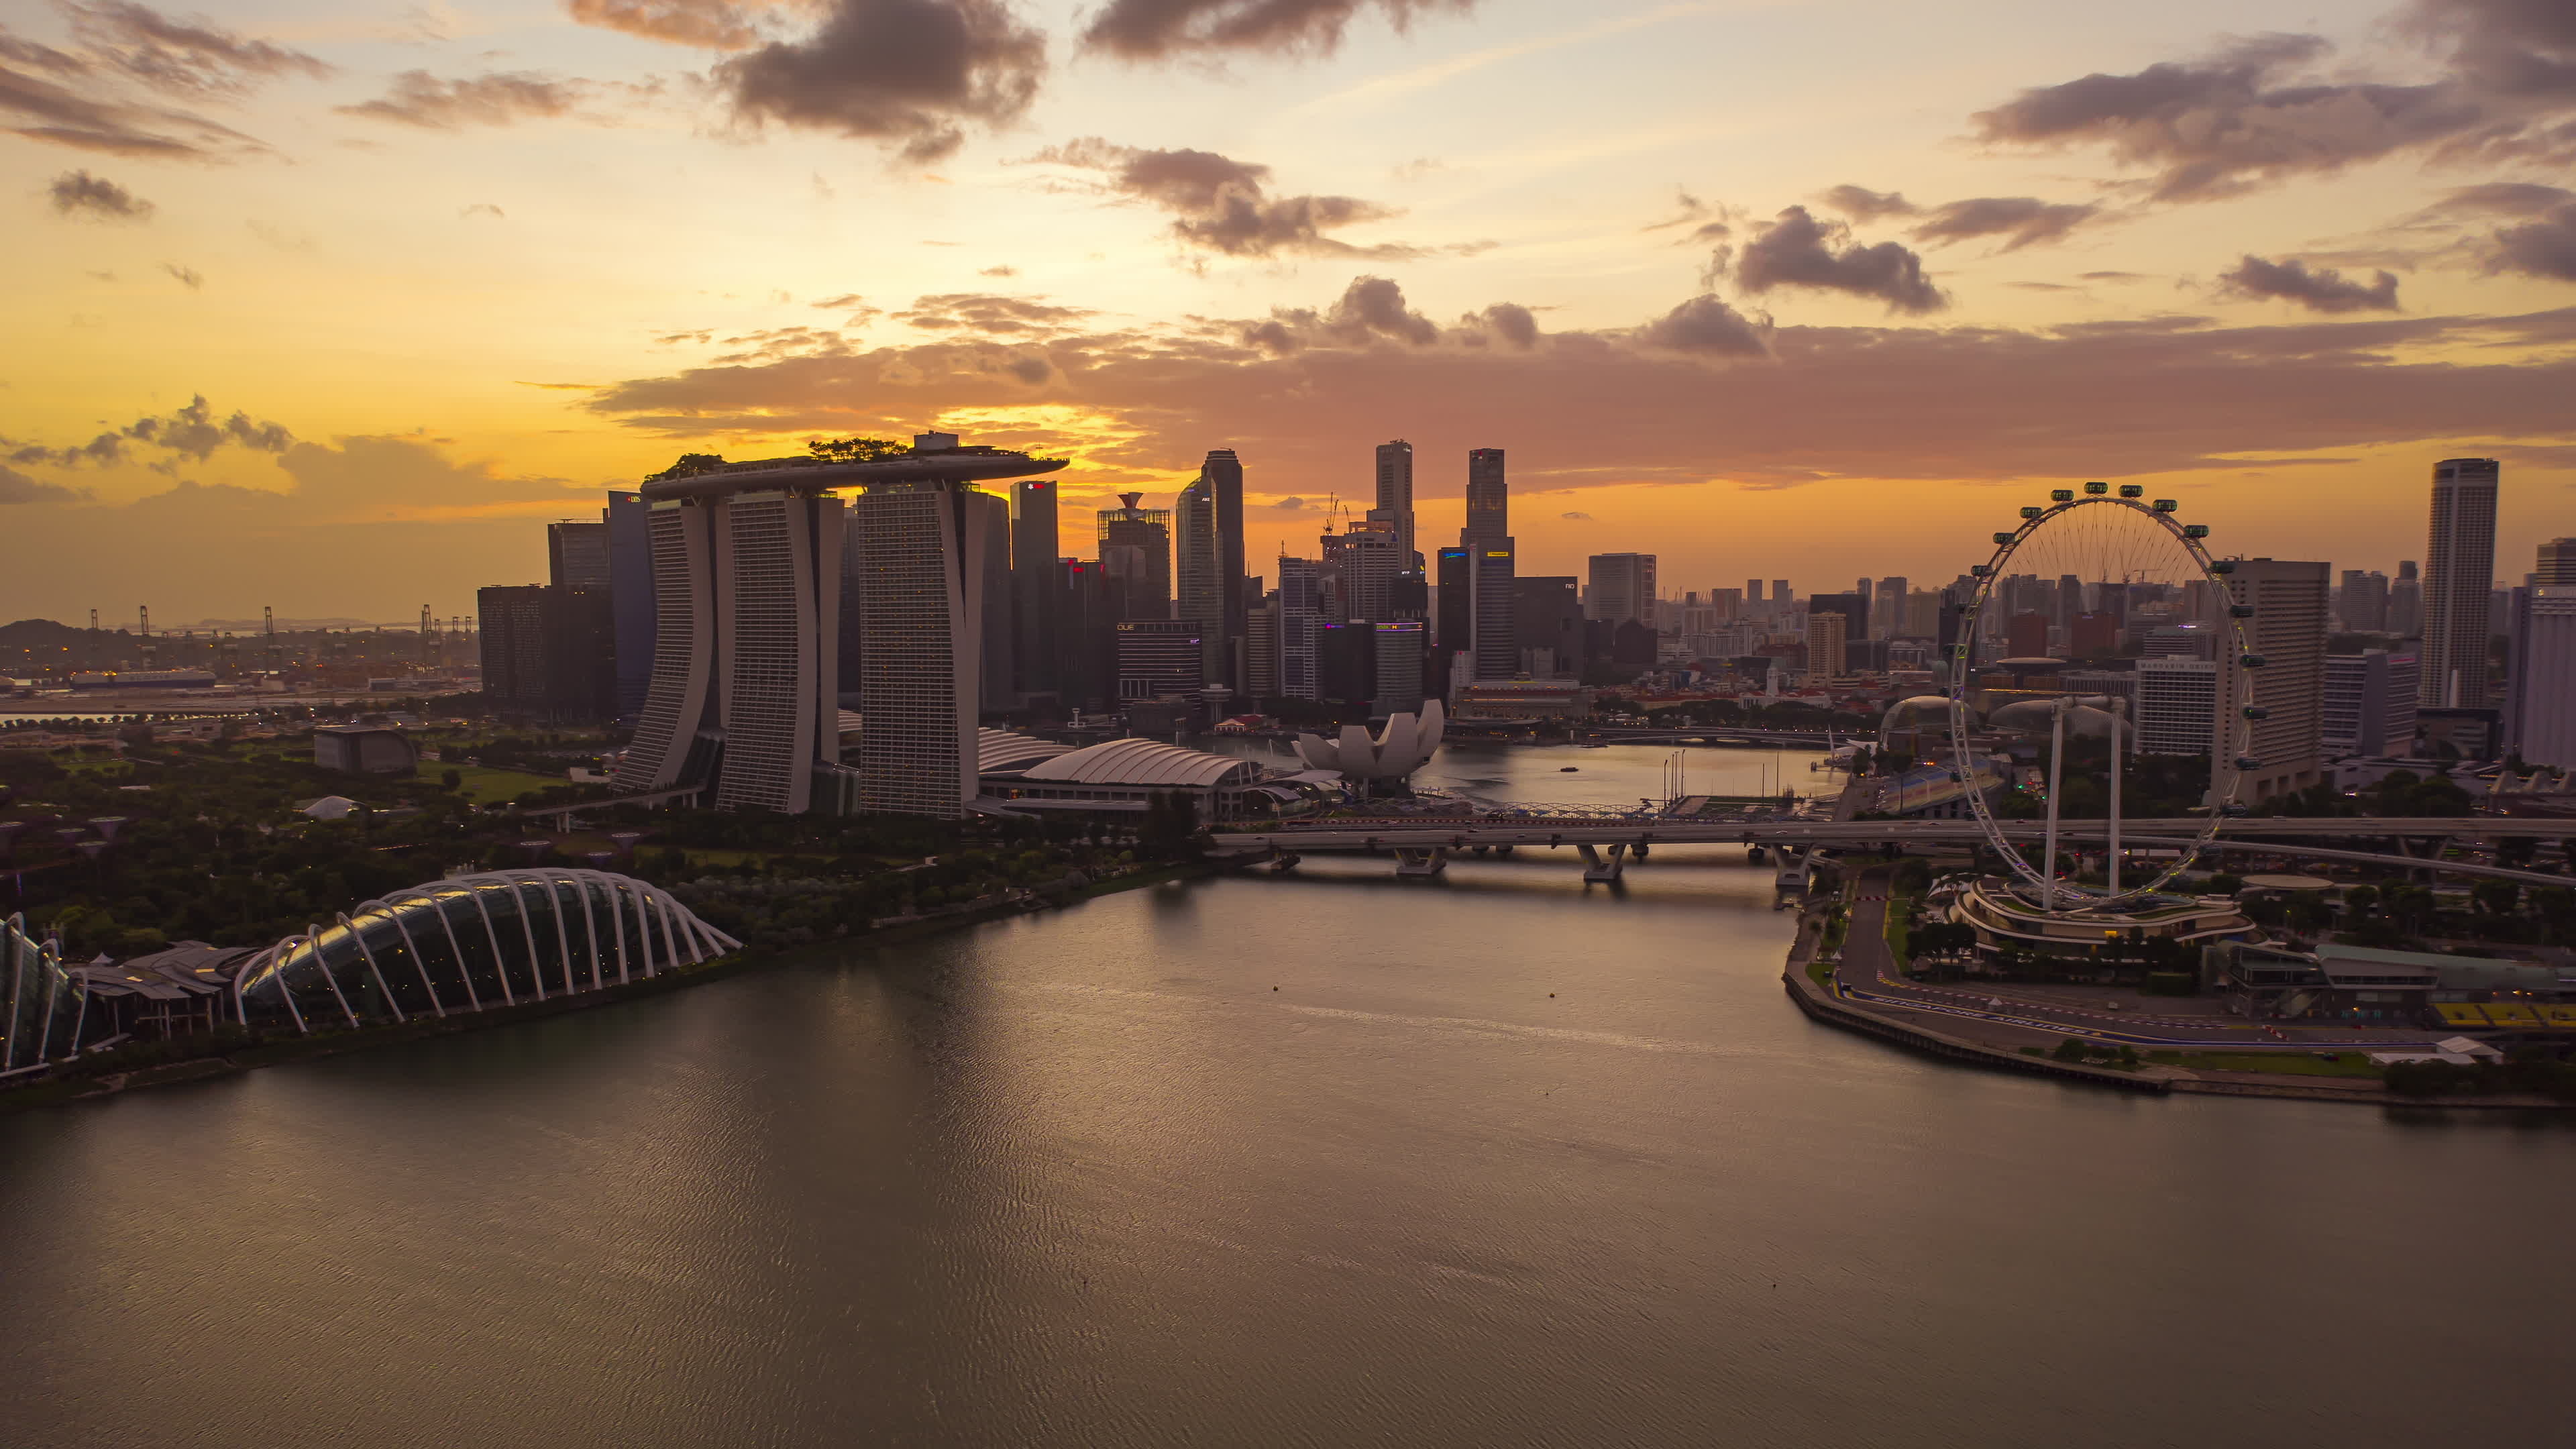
[[1818, 184, 1916, 220], [566, 0, 771, 50], [64, 2, 331, 97], [1973, 4, 2576, 202], [2489, 201, 2576, 280], [1081, 0, 1474, 60], [1634, 294, 1772, 357], [896, 292, 1090, 333], [5, 393, 288, 470], [1909, 196, 2098, 251], [338, 71, 588, 127], [1030, 136, 1415, 258], [0, 463, 91, 504], [1245, 274, 1443, 351], [1466, 301, 1538, 347], [46, 168, 152, 219], [1730, 206, 1945, 313], [716, 0, 1046, 163], [2218, 254, 2403, 312]]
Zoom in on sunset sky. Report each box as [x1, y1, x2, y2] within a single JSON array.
[[5, 0, 2574, 624]]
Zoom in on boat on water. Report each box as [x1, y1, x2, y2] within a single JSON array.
[[1560, 766, 1578, 772]]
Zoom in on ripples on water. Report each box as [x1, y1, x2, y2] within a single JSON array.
[[3, 747, 2570, 1448]]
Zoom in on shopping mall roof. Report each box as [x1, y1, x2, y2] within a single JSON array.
[[978, 728, 1076, 773], [1018, 737, 1258, 788]]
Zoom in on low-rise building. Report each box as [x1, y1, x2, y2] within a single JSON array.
[[313, 724, 417, 775]]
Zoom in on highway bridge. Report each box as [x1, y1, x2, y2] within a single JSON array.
[[1212, 814, 2573, 886]]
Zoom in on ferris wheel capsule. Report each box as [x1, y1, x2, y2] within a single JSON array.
[[2019, 506, 2043, 519], [2184, 523, 2210, 538], [2153, 498, 2178, 512], [1993, 531, 2016, 545], [2051, 489, 2074, 502], [2209, 559, 2236, 574], [2084, 480, 2109, 494], [2118, 484, 2144, 498]]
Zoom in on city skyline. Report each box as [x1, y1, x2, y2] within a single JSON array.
[[3, 0, 2574, 619]]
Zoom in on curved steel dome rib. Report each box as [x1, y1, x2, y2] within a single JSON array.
[[232, 868, 739, 1034]]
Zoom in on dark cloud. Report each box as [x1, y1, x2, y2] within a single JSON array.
[[1032, 136, 1414, 258], [338, 71, 588, 128], [1731, 206, 1945, 314], [46, 168, 152, 219], [162, 260, 201, 288], [716, 0, 1046, 164], [1007, 354, 1051, 383], [1909, 196, 2098, 251], [1318, 274, 1438, 345], [64, 2, 330, 98], [1972, 3, 2576, 202], [2218, 255, 2403, 313], [895, 292, 1091, 333], [2489, 201, 2576, 280], [580, 284, 2576, 493], [6, 393, 288, 470], [1818, 184, 1916, 220], [1080, 0, 1473, 60], [0, 463, 91, 504], [2080, 270, 2150, 282], [1468, 301, 1538, 347], [2426, 180, 2576, 215], [566, 0, 769, 50], [0, 40, 267, 158], [1634, 294, 1772, 357]]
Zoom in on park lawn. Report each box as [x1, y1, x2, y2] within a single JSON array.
[[444, 764, 569, 804], [2147, 1050, 2385, 1079]]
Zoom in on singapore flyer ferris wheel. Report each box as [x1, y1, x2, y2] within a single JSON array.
[[1945, 481, 2260, 912]]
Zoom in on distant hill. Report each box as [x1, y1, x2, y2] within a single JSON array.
[[0, 618, 96, 651]]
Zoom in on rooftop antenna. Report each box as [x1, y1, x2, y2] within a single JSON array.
[[138, 604, 150, 637], [89, 608, 98, 631]]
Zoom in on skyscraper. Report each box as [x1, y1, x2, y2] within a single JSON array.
[[606, 490, 655, 717], [547, 519, 613, 589], [2338, 569, 2389, 633], [1587, 553, 1658, 626], [1374, 440, 1416, 564], [1277, 555, 1320, 700], [1202, 448, 1247, 689], [612, 477, 847, 812], [2135, 656, 2218, 756], [2218, 557, 2330, 802], [2536, 539, 2576, 587], [1010, 476, 1060, 699], [1322, 519, 1407, 622], [1805, 610, 1847, 681], [616, 436, 1060, 816], [478, 584, 616, 722], [1874, 576, 1908, 638], [1175, 470, 1220, 630], [2324, 649, 2418, 759], [1469, 541, 1517, 681], [2421, 458, 2500, 708], [1097, 492, 1172, 622], [2390, 559, 2422, 637], [2508, 587, 2576, 766], [1464, 448, 1507, 547]]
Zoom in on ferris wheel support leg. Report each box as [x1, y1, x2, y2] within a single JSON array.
[[2043, 699, 2068, 912], [2108, 700, 2125, 898]]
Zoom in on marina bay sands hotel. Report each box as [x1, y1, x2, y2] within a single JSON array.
[[609, 433, 1069, 816]]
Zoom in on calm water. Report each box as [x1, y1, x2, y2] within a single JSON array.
[[3, 746, 2569, 1448]]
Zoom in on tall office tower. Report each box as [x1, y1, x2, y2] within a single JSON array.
[[2052, 573, 2081, 633], [1772, 580, 1792, 610], [547, 519, 614, 589], [1874, 577, 1907, 637], [2388, 559, 2422, 637], [1587, 553, 1658, 625], [1277, 555, 1321, 700], [2070, 611, 2120, 657], [1317, 621, 1375, 704], [1051, 557, 1118, 711], [1469, 539, 1518, 680], [1809, 590, 1868, 655], [1746, 578, 1764, 606], [1175, 470, 1220, 632], [2537, 539, 2576, 587], [478, 584, 616, 721], [1464, 447, 1508, 547], [2338, 569, 2390, 633], [1010, 476, 1061, 698], [1201, 449, 1247, 688], [613, 477, 848, 813], [2324, 649, 2419, 759], [1434, 545, 1470, 648], [1514, 576, 1585, 678], [1245, 590, 1280, 699], [1097, 492, 1172, 621], [1374, 440, 1416, 564], [1322, 520, 1407, 621], [1804, 610, 1847, 680], [2216, 557, 2330, 802], [1115, 619, 1204, 700], [606, 491, 656, 716], [2135, 656, 2218, 755], [1711, 586, 1743, 618], [1373, 621, 1426, 714], [2508, 587, 2576, 766], [2420, 458, 2500, 708]]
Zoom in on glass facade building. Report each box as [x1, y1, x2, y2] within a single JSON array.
[[233, 869, 739, 1034], [3, 913, 88, 1075]]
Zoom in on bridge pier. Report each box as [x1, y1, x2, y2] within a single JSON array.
[[1578, 843, 1628, 882], [1394, 847, 1448, 877], [1266, 850, 1301, 873], [1774, 847, 1813, 893], [1631, 840, 1650, 860]]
